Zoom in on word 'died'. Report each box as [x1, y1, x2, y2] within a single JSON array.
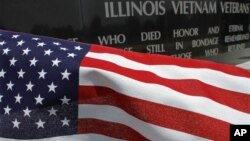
[[141, 31, 161, 41], [104, 1, 166, 18]]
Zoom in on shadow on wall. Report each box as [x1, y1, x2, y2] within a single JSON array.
[[31, 25, 76, 39]]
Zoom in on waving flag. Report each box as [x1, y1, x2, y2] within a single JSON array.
[[0, 29, 250, 141]]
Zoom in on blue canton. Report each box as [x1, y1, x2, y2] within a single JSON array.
[[0, 30, 90, 139]]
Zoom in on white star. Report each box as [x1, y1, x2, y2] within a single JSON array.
[[26, 81, 34, 91], [60, 47, 68, 51], [0, 41, 6, 46], [0, 69, 6, 78], [29, 57, 38, 66], [48, 107, 57, 116], [74, 46, 83, 50], [67, 53, 77, 58], [9, 57, 17, 66], [32, 37, 40, 41], [17, 69, 25, 79], [7, 81, 14, 91], [61, 117, 70, 127], [35, 94, 44, 105], [15, 93, 22, 104], [35, 119, 45, 129], [12, 35, 20, 39], [38, 69, 47, 79], [12, 119, 21, 129], [44, 49, 53, 56], [53, 42, 61, 46], [52, 58, 61, 67], [60, 96, 70, 105], [22, 48, 31, 55], [4, 105, 11, 115], [23, 107, 32, 117], [37, 42, 46, 47], [61, 69, 71, 80], [0, 94, 3, 103], [2, 48, 10, 55], [17, 40, 25, 46], [48, 82, 57, 93]]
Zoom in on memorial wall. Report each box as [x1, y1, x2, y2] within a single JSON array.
[[79, 0, 250, 59], [0, 0, 249, 62]]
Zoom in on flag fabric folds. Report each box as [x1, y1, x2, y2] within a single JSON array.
[[0, 29, 250, 141]]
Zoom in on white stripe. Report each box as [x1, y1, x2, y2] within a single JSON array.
[[0, 134, 124, 141], [79, 67, 250, 124], [237, 61, 250, 70], [86, 52, 250, 94], [79, 104, 210, 141]]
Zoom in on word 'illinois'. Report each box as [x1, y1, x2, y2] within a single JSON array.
[[104, 1, 166, 18]]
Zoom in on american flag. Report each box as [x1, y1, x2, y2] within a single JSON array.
[[0, 29, 250, 141]]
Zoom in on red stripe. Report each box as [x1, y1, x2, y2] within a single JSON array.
[[89, 44, 250, 78], [81, 57, 250, 113], [78, 119, 149, 141], [79, 86, 230, 141]]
